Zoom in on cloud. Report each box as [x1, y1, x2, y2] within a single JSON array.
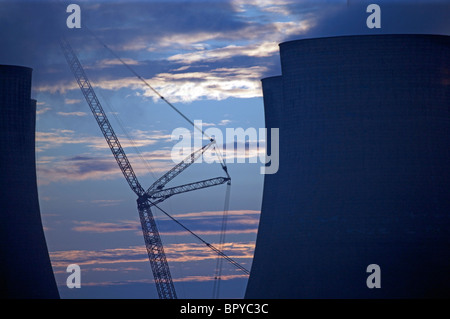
[[90, 267, 140, 272], [55, 274, 248, 287], [0, 2, 63, 69], [49, 241, 255, 270], [37, 155, 120, 185], [34, 81, 79, 95], [231, 0, 297, 13], [218, 119, 232, 126], [35, 125, 269, 185], [36, 129, 93, 152], [152, 209, 260, 237], [36, 152, 175, 185], [161, 228, 258, 237], [144, 66, 268, 102], [56, 242, 253, 265], [166, 242, 255, 264], [36, 156, 57, 164], [35, 65, 268, 103], [64, 98, 82, 105], [173, 274, 248, 283], [91, 58, 141, 69], [36, 107, 51, 115], [47, 210, 257, 286], [167, 42, 279, 64], [148, 32, 222, 52], [170, 209, 260, 219], [57, 111, 87, 117], [50, 246, 148, 269], [69, 210, 260, 236], [201, 119, 232, 127], [26, 0, 316, 105], [86, 1, 248, 51], [185, 140, 267, 164], [36, 128, 171, 152], [36, 150, 177, 186], [72, 220, 138, 233], [90, 199, 125, 207], [3, 1, 449, 105]]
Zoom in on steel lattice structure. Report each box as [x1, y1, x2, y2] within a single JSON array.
[[60, 38, 230, 299]]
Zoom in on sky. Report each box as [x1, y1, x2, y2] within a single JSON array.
[[1, 0, 449, 299]]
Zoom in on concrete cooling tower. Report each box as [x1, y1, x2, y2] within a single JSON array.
[[246, 34, 450, 298], [0, 65, 59, 298]]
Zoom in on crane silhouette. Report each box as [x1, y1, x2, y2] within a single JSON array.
[[60, 37, 248, 299]]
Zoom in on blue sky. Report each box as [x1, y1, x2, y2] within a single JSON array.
[[1, 0, 449, 299]]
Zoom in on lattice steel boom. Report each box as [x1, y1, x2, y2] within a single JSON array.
[[147, 140, 215, 195], [60, 37, 233, 299], [60, 38, 144, 197], [148, 177, 230, 203]]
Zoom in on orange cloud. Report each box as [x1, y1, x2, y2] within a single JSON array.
[[72, 220, 139, 233], [50, 241, 255, 269]]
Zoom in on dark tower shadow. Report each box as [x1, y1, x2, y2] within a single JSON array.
[[0, 65, 60, 299], [246, 35, 450, 299]]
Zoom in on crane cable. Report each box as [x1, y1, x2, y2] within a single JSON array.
[[95, 83, 159, 182], [84, 26, 229, 173], [212, 180, 232, 298], [150, 199, 249, 276]]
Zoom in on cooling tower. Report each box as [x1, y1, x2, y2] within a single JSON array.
[[246, 35, 450, 298], [0, 65, 59, 298]]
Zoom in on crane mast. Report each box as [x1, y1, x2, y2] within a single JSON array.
[[60, 37, 234, 299]]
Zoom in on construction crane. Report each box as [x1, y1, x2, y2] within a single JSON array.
[[59, 38, 233, 299]]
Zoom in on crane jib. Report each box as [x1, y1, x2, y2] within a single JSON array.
[[60, 38, 145, 197]]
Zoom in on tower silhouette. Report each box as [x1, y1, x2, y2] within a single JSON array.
[[246, 35, 450, 298], [0, 64, 59, 298]]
